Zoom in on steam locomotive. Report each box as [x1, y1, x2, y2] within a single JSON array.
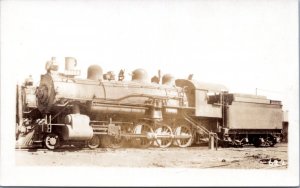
[[16, 57, 286, 150]]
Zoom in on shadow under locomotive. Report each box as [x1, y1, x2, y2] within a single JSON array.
[[16, 57, 288, 150]]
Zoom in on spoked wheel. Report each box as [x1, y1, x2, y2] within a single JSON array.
[[87, 135, 100, 149], [266, 136, 276, 147], [100, 135, 124, 148], [132, 122, 153, 148], [154, 124, 173, 148], [253, 137, 262, 147], [174, 125, 193, 148], [44, 133, 60, 150]]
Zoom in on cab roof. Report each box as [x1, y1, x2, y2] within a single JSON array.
[[175, 79, 228, 92]]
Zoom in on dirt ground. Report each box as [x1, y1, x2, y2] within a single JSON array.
[[15, 143, 288, 169]]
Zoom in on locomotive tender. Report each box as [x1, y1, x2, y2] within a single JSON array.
[[16, 57, 285, 149]]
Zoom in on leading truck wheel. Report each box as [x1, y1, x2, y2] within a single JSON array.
[[44, 133, 60, 150], [88, 135, 100, 149]]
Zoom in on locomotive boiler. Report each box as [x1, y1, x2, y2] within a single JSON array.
[[15, 57, 287, 150], [30, 57, 192, 149]]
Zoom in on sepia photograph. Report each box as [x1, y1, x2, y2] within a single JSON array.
[[0, 0, 299, 186]]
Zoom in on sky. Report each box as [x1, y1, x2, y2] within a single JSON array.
[[0, 0, 299, 186], [1, 0, 298, 110]]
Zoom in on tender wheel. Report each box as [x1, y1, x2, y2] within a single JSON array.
[[44, 133, 60, 150], [253, 137, 262, 147], [132, 122, 153, 148], [174, 125, 193, 148], [154, 124, 173, 148], [88, 135, 100, 149], [266, 136, 276, 147]]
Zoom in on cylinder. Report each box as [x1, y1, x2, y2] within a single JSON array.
[[62, 114, 93, 141]]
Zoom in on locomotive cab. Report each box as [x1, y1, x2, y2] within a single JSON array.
[[175, 79, 228, 144], [175, 79, 227, 118]]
